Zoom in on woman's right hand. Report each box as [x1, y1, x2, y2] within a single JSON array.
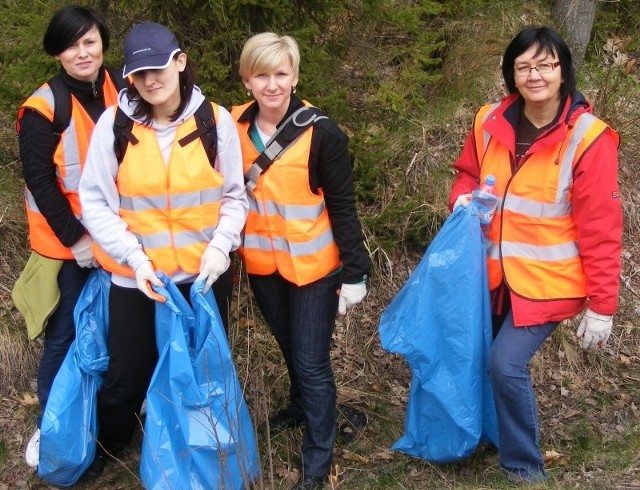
[[134, 260, 165, 302], [453, 193, 472, 211]]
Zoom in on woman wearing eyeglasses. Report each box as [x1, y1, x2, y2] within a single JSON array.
[[449, 26, 621, 483]]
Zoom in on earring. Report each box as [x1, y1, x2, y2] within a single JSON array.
[[247, 90, 252, 97], [292, 86, 297, 94]]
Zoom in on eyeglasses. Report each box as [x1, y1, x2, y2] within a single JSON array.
[[514, 61, 561, 77]]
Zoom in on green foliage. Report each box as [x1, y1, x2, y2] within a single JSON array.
[[0, 0, 66, 112], [593, 0, 640, 47], [350, 126, 390, 205], [125, 0, 345, 108], [351, 0, 447, 118], [579, 17, 640, 139], [0, 436, 5, 466]]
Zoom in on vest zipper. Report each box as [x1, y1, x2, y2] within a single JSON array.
[[91, 82, 97, 97]]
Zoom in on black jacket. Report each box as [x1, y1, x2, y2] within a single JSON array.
[[18, 66, 113, 247]]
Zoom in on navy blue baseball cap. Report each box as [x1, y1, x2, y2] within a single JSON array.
[[122, 23, 181, 77]]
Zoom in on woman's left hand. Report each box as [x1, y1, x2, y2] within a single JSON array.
[[576, 308, 613, 349], [196, 246, 230, 293], [337, 282, 367, 315]]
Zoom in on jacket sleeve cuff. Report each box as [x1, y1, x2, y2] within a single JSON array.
[[126, 250, 152, 272], [341, 272, 368, 285], [587, 300, 617, 317], [208, 235, 232, 257]]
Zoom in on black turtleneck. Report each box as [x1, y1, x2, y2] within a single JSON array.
[[18, 66, 110, 249]]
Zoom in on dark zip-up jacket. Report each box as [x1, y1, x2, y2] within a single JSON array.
[[18, 66, 113, 247]]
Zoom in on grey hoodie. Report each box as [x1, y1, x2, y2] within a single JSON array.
[[80, 86, 248, 288]]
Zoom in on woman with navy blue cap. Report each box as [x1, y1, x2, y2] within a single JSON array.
[[80, 22, 247, 477]]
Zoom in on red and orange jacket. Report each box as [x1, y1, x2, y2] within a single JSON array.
[[449, 92, 622, 326]]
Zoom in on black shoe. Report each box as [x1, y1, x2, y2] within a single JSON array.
[[337, 404, 368, 442], [267, 409, 305, 435], [82, 452, 106, 481], [292, 475, 326, 490]]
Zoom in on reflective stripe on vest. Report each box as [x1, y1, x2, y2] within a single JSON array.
[[18, 73, 121, 259], [231, 101, 341, 286], [93, 103, 223, 277], [474, 104, 614, 299]]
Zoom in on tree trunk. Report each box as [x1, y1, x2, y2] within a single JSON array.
[[553, 0, 597, 67]]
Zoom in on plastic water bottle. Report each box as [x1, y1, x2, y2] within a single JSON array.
[[472, 174, 498, 232]]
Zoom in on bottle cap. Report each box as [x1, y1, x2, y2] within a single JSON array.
[[485, 175, 496, 186]]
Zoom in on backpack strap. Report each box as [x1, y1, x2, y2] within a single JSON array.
[[48, 74, 71, 137], [105, 66, 129, 92], [244, 106, 327, 194], [50, 67, 129, 139], [177, 101, 217, 168], [113, 107, 137, 164], [114, 101, 217, 167]]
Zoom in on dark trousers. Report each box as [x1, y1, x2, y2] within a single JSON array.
[[97, 267, 232, 454], [37, 260, 91, 425], [249, 272, 340, 478]]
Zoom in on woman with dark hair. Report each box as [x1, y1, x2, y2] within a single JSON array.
[[16, 5, 126, 469], [449, 26, 622, 482], [79, 22, 247, 477]]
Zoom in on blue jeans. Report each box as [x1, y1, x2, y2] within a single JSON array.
[[488, 311, 558, 482], [37, 260, 91, 425], [249, 273, 341, 479]]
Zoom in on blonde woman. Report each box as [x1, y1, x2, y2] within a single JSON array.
[[231, 32, 370, 489]]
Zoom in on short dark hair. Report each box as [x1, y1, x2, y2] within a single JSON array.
[[502, 26, 575, 98], [127, 54, 197, 125], [43, 6, 110, 56]]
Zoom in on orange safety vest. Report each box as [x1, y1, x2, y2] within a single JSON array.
[[231, 101, 341, 286], [94, 103, 223, 277], [473, 102, 619, 300], [17, 72, 121, 259]]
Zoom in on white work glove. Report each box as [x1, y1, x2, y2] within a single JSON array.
[[70, 234, 98, 268], [338, 282, 367, 315], [134, 260, 165, 302], [453, 193, 472, 211], [196, 246, 230, 293], [576, 308, 613, 349]]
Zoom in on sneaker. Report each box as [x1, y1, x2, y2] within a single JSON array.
[[267, 409, 305, 435], [25, 429, 40, 469]]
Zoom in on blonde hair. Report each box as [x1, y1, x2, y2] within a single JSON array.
[[239, 32, 300, 80]]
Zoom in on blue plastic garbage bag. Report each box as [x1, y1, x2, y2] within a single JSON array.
[[140, 273, 260, 490], [378, 204, 498, 463], [38, 268, 111, 486]]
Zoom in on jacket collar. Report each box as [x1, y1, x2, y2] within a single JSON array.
[[485, 91, 592, 152], [499, 91, 591, 129], [59, 65, 106, 99]]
